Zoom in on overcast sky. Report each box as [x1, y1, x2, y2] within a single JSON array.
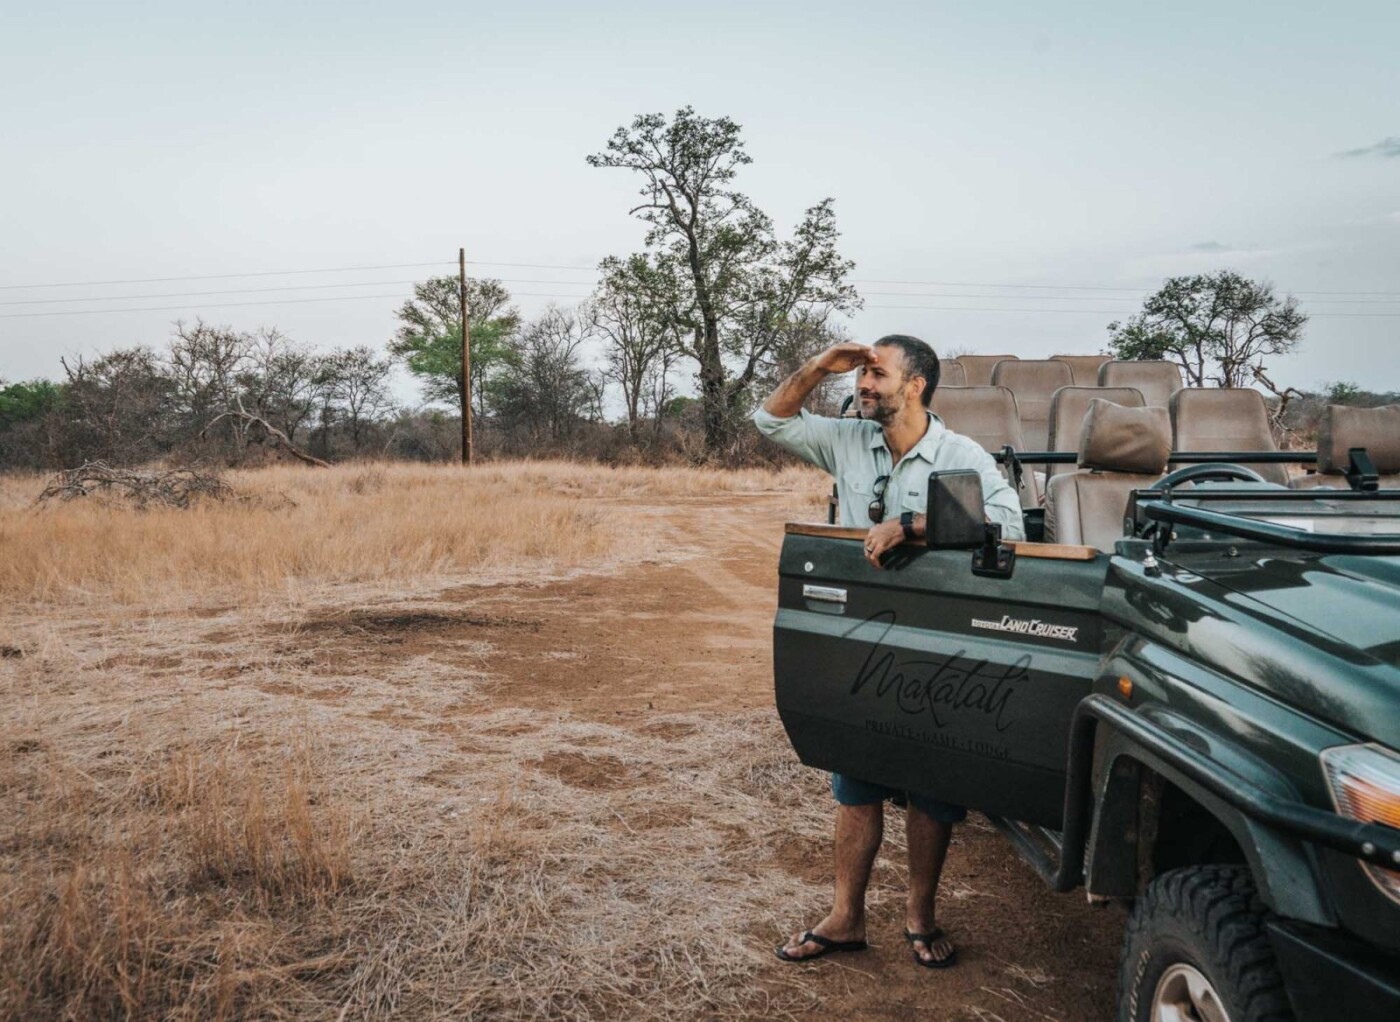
[[3, 0, 1397, 400]]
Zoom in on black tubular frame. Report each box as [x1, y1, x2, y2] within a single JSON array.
[[1052, 695, 1400, 892], [994, 449, 1319, 466], [1132, 489, 1400, 555]]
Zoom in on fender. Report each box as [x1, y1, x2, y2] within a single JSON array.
[[1055, 695, 1400, 924], [1085, 725, 1330, 922]]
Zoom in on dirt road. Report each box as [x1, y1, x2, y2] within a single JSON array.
[[323, 491, 1125, 1019]]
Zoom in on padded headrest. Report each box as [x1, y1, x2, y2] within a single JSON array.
[[938, 360, 967, 388], [956, 355, 1018, 387], [931, 386, 1023, 452], [1079, 399, 1171, 474], [1098, 360, 1184, 406], [991, 360, 1076, 450], [990, 359, 1074, 394], [1318, 404, 1400, 474], [1048, 386, 1145, 452], [1051, 354, 1111, 387]]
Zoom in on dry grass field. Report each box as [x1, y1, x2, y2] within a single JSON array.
[[0, 461, 1120, 1021]]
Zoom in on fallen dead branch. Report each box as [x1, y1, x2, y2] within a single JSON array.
[[37, 461, 238, 510], [203, 397, 330, 468]]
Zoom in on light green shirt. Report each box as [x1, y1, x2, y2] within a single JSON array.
[[752, 407, 1026, 539]]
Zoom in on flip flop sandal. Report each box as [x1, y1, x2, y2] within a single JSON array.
[[904, 927, 958, 969], [774, 930, 869, 963]]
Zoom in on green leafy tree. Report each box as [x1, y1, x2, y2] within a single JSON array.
[[0, 379, 64, 469], [1324, 381, 1363, 405], [1107, 271, 1307, 389], [588, 107, 860, 454], [388, 277, 519, 416], [0, 379, 62, 430]]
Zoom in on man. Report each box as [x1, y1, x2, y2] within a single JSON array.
[[753, 335, 1023, 969]]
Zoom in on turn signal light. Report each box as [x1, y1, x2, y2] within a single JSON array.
[[1321, 744, 1400, 905], [1117, 677, 1133, 700]]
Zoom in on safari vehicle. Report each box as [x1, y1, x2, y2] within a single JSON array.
[[772, 401, 1400, 1021]]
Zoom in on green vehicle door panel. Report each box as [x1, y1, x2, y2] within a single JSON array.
[[774, 535, 1110, 829]]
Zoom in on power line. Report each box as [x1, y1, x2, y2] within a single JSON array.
[[0, 293, 414, 319], [860, 291, 1400, 305], [3, 279, 1396, 310], [0, 290, 610, 319], [0, 276, 600, 308], [850, 278, 1400, 298], [859, 303, 1400, 317], [0, 261, 457, 292], [4, 257, 1400, 299], [5, 290, 1400, 320]]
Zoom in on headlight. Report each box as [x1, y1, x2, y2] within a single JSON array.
[[1321, 743, 1400, 904]]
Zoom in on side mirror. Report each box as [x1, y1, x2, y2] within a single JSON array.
[[925, 470, 1016, 579], [925, 470, 985, 549]]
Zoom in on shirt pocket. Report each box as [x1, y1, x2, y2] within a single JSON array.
[[843, 473, 873, 497], [899, 485, 926, 514]]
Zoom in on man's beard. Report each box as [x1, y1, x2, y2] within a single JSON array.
[[862, 393, 902, 425]]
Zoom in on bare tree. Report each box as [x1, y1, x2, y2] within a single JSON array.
[[58, 348, 175, 465], [492, 307, 594, 445], [589, 256, 681, 442], [168, 320, 255, 447], [321, 346, 395, 453], [757, 308, 852, 417], [240, 328, 322, 444], [642, 344, 681, 444]]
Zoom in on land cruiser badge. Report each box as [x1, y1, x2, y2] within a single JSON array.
[[971, 615, 1079, 643]]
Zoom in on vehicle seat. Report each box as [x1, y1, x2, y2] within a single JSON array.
[[956, 354, 1018, 387], [990, 359, 1074, 451], [1051, 354, 1110, 387], [1044, 399, 1171, 552], [1045, 386, 1145, 481], [932, 385, 1040, 507], [1170, 388, 1290, 486], [1293, 403, 1400, 489], [1098, 360, 1183, 407], [938, 359, 967, 387]]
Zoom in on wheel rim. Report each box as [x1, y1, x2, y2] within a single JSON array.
[[1150, 963, 1231, 1022]]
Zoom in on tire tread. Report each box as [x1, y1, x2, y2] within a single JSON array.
[[1117, 865, 1292, 1022]]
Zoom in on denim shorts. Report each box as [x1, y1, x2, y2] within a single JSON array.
[[831, 772, 968, 824]]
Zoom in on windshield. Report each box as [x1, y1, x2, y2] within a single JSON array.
[[1181, 494, 1400, 538]]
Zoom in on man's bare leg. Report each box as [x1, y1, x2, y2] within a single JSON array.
[[780, 802, 882, 959], [905, 805, 956, 965]]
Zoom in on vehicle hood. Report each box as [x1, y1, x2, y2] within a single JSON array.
[[1176, 551, 1400, 745]]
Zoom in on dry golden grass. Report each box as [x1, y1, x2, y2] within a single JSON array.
[[0, 460, 822, 608], [0, 460, 841, 1021], [0, 462, 1117, 1021], [1, 692, 837, 1019], [1, 735, 359, 1020]]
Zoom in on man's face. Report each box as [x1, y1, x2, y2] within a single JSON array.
[[857, 345, 920, 424]]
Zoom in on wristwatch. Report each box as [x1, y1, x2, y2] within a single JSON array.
[[900, 510, 916, 541]]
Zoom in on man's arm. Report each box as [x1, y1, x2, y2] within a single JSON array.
[[761, 343, 879, 417], [753, 343, 880, 474], [976, 459, 1026, 541]]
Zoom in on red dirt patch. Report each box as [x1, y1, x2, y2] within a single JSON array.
[[531, 751, 647, 791]]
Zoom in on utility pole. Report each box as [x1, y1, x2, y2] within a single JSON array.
[[459, 247, 473, 465]]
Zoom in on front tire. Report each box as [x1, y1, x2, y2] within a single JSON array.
[[1117, 865, 1292, 1022]]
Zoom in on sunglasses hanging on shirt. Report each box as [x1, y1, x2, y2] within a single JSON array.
[[867, 474, 890, 524]]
